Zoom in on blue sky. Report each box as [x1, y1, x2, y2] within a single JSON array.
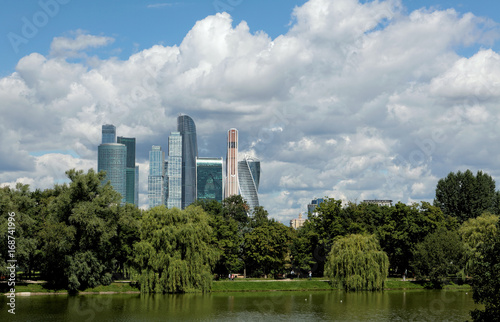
[[2, 0, 499, 76], [2, 0, 500, 222]]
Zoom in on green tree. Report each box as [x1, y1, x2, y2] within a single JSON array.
[[434, 170, 496, 222], [192, 199, 244, 277], [133, 205, 218, 293], [411, 227, 465, 286], [470, 222, 500, 321], [38, 169, 123, 291], [325, 234, 388, 291], [244, 220, 292, 278], [459, 212, 498, 276]]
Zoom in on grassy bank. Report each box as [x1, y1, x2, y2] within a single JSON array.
[[3, 278, 471, 295], [1, 282, 140, 294]]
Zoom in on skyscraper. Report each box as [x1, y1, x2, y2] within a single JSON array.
[[117, 136, 137, 205], [238, 156, 260, 212], [102, 124, 116, 144], [177, 115, 198, 209], [225, 128, 238, 198], [98, 143, 127, 204], [196, 157, 223, 203], [166, 132, 182, 209], [148, 145, 165, 208]]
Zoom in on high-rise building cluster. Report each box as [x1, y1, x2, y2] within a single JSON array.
[[96, 116, 261, 211], [97, 124, 139, 205]]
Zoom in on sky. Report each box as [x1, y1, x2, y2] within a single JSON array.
[[1, 0, 500, 223]]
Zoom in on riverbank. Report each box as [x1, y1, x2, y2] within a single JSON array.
[[2, 278, 471, 295]]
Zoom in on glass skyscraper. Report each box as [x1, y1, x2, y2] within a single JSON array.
[[225, 128, 238, 198], [167, 132, 182, 209], [148, 145, 165, 208], [117, 136, 137, 205], [196, 157, 223, 203], [98, 143, 127, 204], [238, 156, 260, 212], [177, 115, 198, 209], [102, 124, 116, 144]]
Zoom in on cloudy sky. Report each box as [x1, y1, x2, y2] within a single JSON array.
[[2, 0, 500, 223]]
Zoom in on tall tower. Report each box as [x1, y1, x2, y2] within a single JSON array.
[[102, 124, 116, 144], [117, 136, 137, 205], [148, 145, 165, 208], [166, 132, 182, 209], [225, 128, 238, 198], [98, 143, 127, 204], [177, 115, 198, 209], [196, 157, 223, 203], [238, 156, 260, 212]]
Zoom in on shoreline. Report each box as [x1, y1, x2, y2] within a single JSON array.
[[2, 279, 471, 296]]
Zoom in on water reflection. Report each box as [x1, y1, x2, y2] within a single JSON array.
[[0, 290, 477, 321]]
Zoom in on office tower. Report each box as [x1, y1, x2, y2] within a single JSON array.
[[117, 136, 137, 205], [238, 156, 260, 212], [135, 166, 139, 206], [225, 128, 238, 198], [148, 146, 165, 208], [102, 124, 116, 144], [196, 157, 223, 203], [307, 198, 324, 217], [166, 132, 182, 209], [177, 115, 198, 209], [98, 143, 127, 204]]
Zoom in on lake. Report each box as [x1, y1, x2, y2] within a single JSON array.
[[1, 290, 477, 321]]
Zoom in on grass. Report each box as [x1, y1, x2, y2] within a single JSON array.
[[0, 282, 140, 294], [2, 278, 470, 295], [212, 279, 333, 292]]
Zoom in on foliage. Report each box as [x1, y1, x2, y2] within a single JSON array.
[[411, 227, 465, 286], [133, 205, 218, 293], [289, 222, 319, 274], [38, 169, 123, 291], [192, 199, 244, 277], [459, 212, 499, 275], [434, 170, 497, 222], [470, 222, 500, 321], [244, 220, 292, 277], [325, 234, 388, 291]]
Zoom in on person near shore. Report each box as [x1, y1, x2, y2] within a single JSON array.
[[308, 271, 312, 280]]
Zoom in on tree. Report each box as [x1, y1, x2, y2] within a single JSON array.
[[325, 234, 388, 291], [38, 169, 124, 291], [374, 202, 456, 276], [434, 170, 496, 222], [459, 212, 498, 276], [133, 206, 218, 293], [470, 221, 500, 321], [411, 227, 465, 286], [244, 220, 292, 278], [192, 199, 244, 277]]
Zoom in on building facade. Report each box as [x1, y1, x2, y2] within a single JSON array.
[[177, 115, 198, 209], [196, 157, 223, 203], [307, 198, 324, 217], [290, 213, 306, 229], [148, 145, 165, 208], [117, 136, 137, 205], [225, 128, 238, 198], [98, 143, 127, 204], [238, 156, 260, 212], [166, 132, 182, 209], [102, 124, 116, 144]]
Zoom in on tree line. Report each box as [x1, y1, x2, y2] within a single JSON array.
[[0, 168, 499, 319]]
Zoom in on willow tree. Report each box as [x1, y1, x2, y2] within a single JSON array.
[[325, 234, 388, 291], [133, 205, 219, 293]]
